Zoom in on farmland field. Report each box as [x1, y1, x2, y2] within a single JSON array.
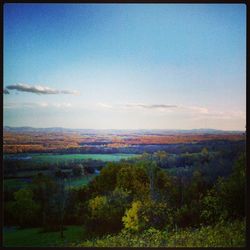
[[4, 153, 138, 164]]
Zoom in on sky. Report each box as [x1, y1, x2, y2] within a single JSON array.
[[3, 3, 246, 130]]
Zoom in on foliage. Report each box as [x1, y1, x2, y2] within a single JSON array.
[[72, 164, 83, 176], [122, 200, 142, 232], [201, 152, 246, 224], [174, 201, 201, 228], [88, 162, 119, 195], [76, 220, 245, 247], [76, 227, 168, 247], [200, 188, 226, 224], [8, 188, 40, 228], [138, 199, 173, 230], [4, 146, 246, 247], [86, 188, 131, 235], [166, 219, 245, 247], [123, 198, 173, 232], [116, 164, 149, 198]]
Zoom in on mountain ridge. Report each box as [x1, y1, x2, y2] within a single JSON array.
[[3, 126, 244, 135]]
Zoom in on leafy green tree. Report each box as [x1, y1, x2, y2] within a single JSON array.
[[154, 151, 168, 168], [187, 170, 207, 202], [72, 164, 83, 177], [215, 153, 246, 219], [86, 188, 131, 235], [116, 165, 149, 198], [155, 169, 173, 200], [200, 188, 225, 225], [201, 152, 246, 224], [201, 147, 209, 163], [9, 188, 40, 228], [54, 177, 69, 238], [122, 200, 142, 232], [123, 198, 172, 232], [89, 162, 120, 195], [64, 186, 90, 225], [137, 154, 159, 200], [31, 173, 58, 229], [138, 199, 173, 230]]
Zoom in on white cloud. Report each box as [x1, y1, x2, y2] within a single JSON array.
[[97, 103, 113, 109], [4, 102, 73, 109], [193, 110, 246, 120], [6, 83, 80, 95], [95, 102, 245, 121]]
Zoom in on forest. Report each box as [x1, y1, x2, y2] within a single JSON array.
[[3, 138, 246, 247]]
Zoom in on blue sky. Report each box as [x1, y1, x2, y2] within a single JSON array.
[[4, 3, 246, 130]]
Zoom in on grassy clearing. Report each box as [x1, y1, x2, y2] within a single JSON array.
[[4, 153, 138, 165], [3, 226, 85, 247], [66, 175, 97, 188], [4, 175, 98, 191]]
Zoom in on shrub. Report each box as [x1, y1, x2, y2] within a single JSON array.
[[86, 189, 131, 235], [122, 199, 173, 232], [75, 219, 245, 247]]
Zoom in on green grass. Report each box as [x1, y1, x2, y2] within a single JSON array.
[[66, 175, 98, 188], [3, 226, 85, 247], [4, 153, 138, 165], [4, 175, 98, 191]]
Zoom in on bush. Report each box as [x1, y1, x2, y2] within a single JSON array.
[[75, 219, 245, 247], [86, 189, 131, 235], [122, 199, 173, 232], [122, 200, 142, 232], [75, 228, 168, 247]]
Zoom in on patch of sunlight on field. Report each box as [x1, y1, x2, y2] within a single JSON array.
[[4, 153, 138, 164]]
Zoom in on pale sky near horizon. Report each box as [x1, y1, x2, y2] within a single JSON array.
[[3, 3, 246, 130]]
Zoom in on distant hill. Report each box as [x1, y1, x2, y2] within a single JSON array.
[[3, 126, 244, 135]]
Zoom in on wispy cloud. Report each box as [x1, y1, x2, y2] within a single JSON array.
[[4, 102, 73, 109], [97, 102, 178, 111], [192, 110, 246, 120], [123, 103, 178, 109], [6, 83, 80, 95], [95, 102, 245, 121], [60, 90, 80, 95], [97, 103, 113, 109], [97, 102, 208, 113], [177, 105, 209, 114]]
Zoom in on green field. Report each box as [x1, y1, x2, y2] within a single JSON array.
[[4, 153, 137, 191], [4, 175, 98, 191], [67, 175, 98, 188], [3, 226, 85, 247], [4, 153, 138, 164]]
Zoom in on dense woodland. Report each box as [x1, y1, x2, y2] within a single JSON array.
[[3, 139, 246, 247]]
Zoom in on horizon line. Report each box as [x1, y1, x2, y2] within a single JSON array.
[[3, 125, 245, 132]]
